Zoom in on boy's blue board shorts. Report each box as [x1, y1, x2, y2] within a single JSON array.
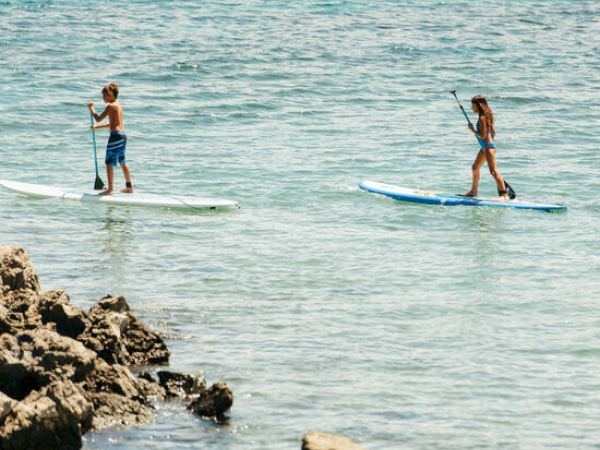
[[105, 132, 127, 167]]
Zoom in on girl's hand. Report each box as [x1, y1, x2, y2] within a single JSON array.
[[87, 101, 94, 110], [468, 124, 475, 133]]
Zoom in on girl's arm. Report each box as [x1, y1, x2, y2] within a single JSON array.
[[471, 117, 492, 142]]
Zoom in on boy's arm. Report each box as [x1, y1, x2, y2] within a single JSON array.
[[87, 102, 110, 123]]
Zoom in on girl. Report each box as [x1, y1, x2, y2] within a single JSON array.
[[463, 95, 508, 200]]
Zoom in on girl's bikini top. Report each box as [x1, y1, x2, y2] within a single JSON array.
[[476, 120, 496, 149]]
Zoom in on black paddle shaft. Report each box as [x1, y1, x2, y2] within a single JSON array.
[[451, 90, 472, 126]]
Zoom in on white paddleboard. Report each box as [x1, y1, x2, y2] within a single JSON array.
[[0, 180, 239, 210]]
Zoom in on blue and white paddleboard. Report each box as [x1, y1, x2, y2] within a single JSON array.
[[0, 179, 239, 211], [359, 180, 567, 212]]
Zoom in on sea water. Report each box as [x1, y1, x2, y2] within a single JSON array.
[[1, 1, 599, 449]]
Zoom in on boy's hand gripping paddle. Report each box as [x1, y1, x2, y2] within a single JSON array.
[[90, 111, 105, 190], [450, 90, 516, 199]]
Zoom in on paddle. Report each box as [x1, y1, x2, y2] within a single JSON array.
[[89, 111, 105, 190], [450, 90, 516, 199]]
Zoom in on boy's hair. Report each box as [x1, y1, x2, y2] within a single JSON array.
[[102, 83, 119, 99]]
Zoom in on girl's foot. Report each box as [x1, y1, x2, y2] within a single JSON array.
[[460, 191, 477, 197], [120, 187, 134, 194], [99, 190, 114, 196]]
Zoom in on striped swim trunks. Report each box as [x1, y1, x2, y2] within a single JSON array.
[[105, 131, 127, 167]]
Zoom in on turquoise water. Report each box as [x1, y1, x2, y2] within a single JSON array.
[[1, 1, 599, 448]]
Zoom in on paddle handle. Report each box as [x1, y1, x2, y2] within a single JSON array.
[[89, 111, 99, 174], [451, 91, 472, 126]]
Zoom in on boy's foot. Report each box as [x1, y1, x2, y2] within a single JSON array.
[[496, 194, 509, 202], [459, 191, 477, 197], [98, 190, 114, 196], [120, 187, 134, 194]]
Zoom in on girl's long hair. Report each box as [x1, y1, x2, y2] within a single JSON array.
[[471, 95, 494, 128]]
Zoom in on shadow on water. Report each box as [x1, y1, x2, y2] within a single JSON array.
[[96, 206, 135, 290]]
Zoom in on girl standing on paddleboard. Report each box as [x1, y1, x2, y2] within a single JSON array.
[[463, 95, 509, 201]]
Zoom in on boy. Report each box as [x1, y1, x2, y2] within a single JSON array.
[[88, 83, 133, 195]]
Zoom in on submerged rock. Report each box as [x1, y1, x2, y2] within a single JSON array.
[[187, 382, 234, 422], [157, 370, 206, 399], [0, 245, 233, 449], [302, 432, 367, 450]]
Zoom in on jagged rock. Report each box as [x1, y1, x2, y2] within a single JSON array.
[[82, 295, 169, 366], [0, 304, 10, 334], [83, 359, 155, 430], [0, 380, 93, 450], [38, 290, 89, 339], [0, 391, 16, 422], [0, 246, 40, 296], [80, 303, 130, 365], [187, 382, 233, 421], [157, 371, 206, 399], [90, 295, 130, 315], [302, 432, 367, 450], [135, 372, 166, 400], [122, 315, 170, 365], [0, 329, 96, 400]]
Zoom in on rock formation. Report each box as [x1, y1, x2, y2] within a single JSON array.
[[0, 245, 233, 450]]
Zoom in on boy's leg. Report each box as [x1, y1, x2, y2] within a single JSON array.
[[101, 165, 115, 195], [120, 164, 134, 193]]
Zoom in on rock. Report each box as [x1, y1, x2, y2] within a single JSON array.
[[83, 359, 155, 430], [38, 291, 89, 339], [82, 295, 169, 366], [0, 391, 16, 422], [157, 371, 206, 399], [187, 382, 233, 421], [80, 303, 130, 365], [92, 295, 131, 314], [0, 246, 40, 296], [0, 303, 10, 334], [0, 329, 96, 400], [135, 372, 166, 399], [301, 432, 367, 450], [0, 380, 93, 450], [122, 315, 170, 365]]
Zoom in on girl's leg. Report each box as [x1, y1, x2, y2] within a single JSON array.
[[464, 150, 486, 196], [120, 164, 133, 193], [484, 148, 508, 199], [101, 165, 115, 195]]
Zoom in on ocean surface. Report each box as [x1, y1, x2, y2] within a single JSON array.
[[1, 1, 599, 448]]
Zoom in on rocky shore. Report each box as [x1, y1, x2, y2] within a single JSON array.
[[0, 245, 232, 450], [1, 245, 365, 450]]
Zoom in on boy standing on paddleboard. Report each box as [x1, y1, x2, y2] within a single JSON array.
[[88, 83, 133, 195]]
